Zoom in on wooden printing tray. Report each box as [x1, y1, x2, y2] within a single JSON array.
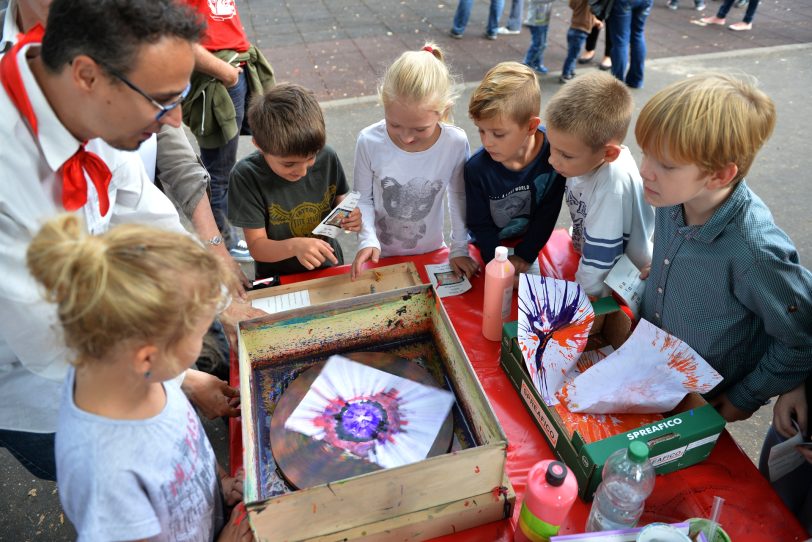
[[238, 283, 513, 541]]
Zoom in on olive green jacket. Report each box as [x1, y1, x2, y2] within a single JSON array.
[[182, 45, 275, 149]]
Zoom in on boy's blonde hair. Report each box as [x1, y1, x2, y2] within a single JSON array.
[[27, 215, 233, 365], [379, 43, 459, 122], [468, 62, 540, 125], [545, 72, 633, 149], [635, 72, 776, 183], [249, 83, 326, 157]]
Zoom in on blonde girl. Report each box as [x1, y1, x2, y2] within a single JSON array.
[[27, 215, 251, 542], [351, 43, 479, 280]]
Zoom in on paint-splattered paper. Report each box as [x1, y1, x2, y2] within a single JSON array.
[[284, 355, 455, 469], [557, 319, 723, 414], [518, 275, 594, 406]]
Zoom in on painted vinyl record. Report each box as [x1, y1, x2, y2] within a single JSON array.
[[270, 352, 455, 489]]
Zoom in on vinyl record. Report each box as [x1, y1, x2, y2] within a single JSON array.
[[270, 352, 455, 490]]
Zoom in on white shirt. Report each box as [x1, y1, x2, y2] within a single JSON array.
[[354, 120, 470, 259], [0, 0, 19, 52], [0, 43, 185, 432], [565, 146, 654, 297]]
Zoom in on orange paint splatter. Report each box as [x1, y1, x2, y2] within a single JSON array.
[[553, 402, 663, 443], [474, 465, 480, 474]]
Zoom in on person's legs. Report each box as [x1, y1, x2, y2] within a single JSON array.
[[200, 71, 247, 251], [451, 0, 474, 35], [487, 0, 506, 36], [562, 28, 588, 78], [582, 24, 601, 56], [715, 0, 736, 19], [625, 0, 652, 88], [759, 425, 812, 530], [524, 26, 542, 67], [742, 0, 759, 22], [506, 0, 525, 30], [0, 429, 56, 481], [609, 0, 632, 84]]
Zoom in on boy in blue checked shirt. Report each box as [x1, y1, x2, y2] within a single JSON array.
[[635, 73, 812, 422]]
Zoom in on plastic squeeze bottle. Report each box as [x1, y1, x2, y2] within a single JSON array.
[[585, 441, 655, 532], [482, 246, 515, 341], [515, 460, 578, 542]]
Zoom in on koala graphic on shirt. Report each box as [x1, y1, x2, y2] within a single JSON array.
[[377, 176, 443, 249]]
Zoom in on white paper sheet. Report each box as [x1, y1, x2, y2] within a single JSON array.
[[558, 319, 723, 414], [768, 420, 809, 482], [311, 191, 360, 238], [425, 262, 472, 298], [251, 290, 311, 314], [603, 254, 645, 317], [518, 275, 594, 406], [285, 355, 455, 469]]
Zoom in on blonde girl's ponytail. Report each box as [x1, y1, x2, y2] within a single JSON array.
[[379, 42, 460, 123], [27, 214, 232, 365]]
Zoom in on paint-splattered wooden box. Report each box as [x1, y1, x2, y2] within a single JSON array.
[[238, 282, 514, 541]]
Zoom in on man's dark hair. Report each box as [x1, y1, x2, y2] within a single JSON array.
[[41, 0, 204, 75]]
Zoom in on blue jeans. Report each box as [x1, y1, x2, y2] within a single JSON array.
[[200, 71, 247, 250], [524, 24, 549, 69], [505, 0, 525, 31], [0, 429, 56, 480], [562, 28, 589, 77], [608, 0, 652, 88], [717, 0, 759, 23], [451, 0, 505, 36], [759, 425, 812, 532]]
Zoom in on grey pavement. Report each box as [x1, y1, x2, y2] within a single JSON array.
[[2, 0, 812, 538]]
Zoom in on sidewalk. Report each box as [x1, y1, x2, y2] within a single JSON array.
[[241, 0, 812, 100]]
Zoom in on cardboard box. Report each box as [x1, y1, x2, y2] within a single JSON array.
[[500, 298, 726, 500], [239, 282, 514, 541]]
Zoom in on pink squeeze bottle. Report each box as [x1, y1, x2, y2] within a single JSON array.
[[482, 246, 514, 341], [515, 460, 578, 542]]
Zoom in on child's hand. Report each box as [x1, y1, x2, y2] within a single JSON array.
[[639, 264, 651, 280], [290, 238, 338, 270], [351, 247, 380, 280], [340, 208, 362, 232], [709, 393, 754, 423], [773, 382, 807, 439], [219, 467, 245, 507], [217, 502, 253, 542], [508, 255, 530, 275], [450, 256, 480, 279], [182, 370, 241, 419]]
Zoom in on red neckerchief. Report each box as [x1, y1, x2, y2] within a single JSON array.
[[1, 24, 112, 216]]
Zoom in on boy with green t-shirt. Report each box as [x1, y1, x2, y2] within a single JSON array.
[[228, 83, 360, 279]]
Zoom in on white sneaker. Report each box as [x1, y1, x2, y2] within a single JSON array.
[[229, 240, 253, 263], [496, 26, 520, 35]]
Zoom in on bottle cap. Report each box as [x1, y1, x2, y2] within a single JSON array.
[[494, 246, 508, 261], [545, 461, 568, 487], [629, 441, 650, 462]]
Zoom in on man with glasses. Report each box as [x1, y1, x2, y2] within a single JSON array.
[[0, 0, 244, 481]]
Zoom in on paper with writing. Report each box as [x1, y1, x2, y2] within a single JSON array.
[[251, 290, 311, 314], [311, 191, 360, 238], [425, 262, 472, 298]]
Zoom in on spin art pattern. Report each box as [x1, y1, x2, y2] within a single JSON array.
[[284, 355, 455, 469], [518, 275, 594, 405]]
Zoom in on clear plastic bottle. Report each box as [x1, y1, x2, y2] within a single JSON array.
[[585, 441, 655, 532], [482, 246, 515, 341]]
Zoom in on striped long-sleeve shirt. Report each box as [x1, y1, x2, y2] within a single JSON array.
[[565, 147, 654, 296]]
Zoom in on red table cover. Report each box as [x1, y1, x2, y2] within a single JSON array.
[[229, 231, 805, 541]]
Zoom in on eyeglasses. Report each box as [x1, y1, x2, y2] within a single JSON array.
[[100, 62, 190, 121]]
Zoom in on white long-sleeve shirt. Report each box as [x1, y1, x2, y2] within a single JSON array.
[[0, 43, 185, 432], [565, 146, 654, 297], [354, 120, 470, 259]]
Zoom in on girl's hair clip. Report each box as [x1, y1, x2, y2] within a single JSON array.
[[422, 45, 434, 54]]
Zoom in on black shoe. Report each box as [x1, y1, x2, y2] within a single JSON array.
[[559, 73, 574, 83]]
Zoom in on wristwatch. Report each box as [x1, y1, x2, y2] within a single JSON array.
[[207, 235, 223, 246]]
